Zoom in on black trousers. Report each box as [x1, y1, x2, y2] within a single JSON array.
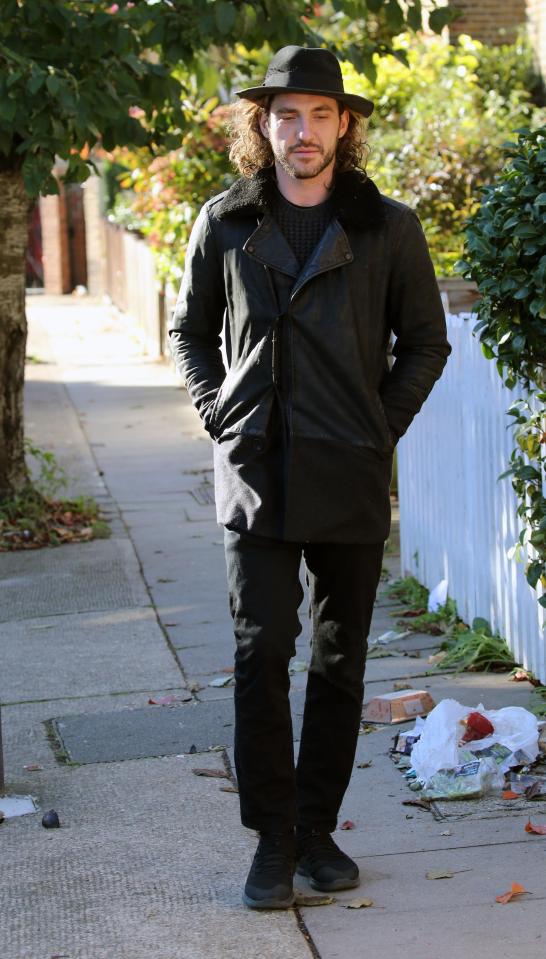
[[224, 528, 385, 834]]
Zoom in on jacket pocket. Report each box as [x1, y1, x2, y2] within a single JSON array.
[[211, 334, 274, 440]]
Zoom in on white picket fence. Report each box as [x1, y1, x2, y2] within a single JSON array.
[[397, 312, 546, 683]]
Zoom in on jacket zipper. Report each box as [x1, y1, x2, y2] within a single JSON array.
[[264, 266, 292, 435]]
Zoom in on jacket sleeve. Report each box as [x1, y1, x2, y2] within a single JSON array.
[[168, 204, 227, 435], [379, 209, 451, 443]]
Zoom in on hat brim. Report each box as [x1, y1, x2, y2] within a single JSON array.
[[236, 85, 374, 118]]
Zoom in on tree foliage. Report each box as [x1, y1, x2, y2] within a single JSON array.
[[0, 0, 454, 197], [343, 33, 541, 273]]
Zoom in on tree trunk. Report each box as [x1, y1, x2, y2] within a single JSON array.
[[0, 168, 31, 498]]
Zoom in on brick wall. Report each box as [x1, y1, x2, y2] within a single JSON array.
[[39, 191, 71, 295], [449, 0, 527, 44]]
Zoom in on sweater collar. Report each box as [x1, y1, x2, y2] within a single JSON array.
[[215, 167, 385, 230]]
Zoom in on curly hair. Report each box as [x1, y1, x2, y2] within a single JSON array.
[[228, 97, 369, 178]]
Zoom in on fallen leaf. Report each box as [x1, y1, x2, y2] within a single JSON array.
[[192, 768, 228, 779], [340, 820, 355, 830], [187, 681, 203, 693], [148, 695, 178, 706], [219, 785, 239, 793], [157, 577, 176, 583], [525, 819, 546, 835], [426, 869, 454, 880], [440, 830, 452, 836], [524, 781, 543, 800], [510, 669, 532, 682], [393, 681, 413, 691], [295, 892, 335, 907], [502, 790, 519, 800], [397, 608, 427, 618], [495, 882, 529, 904], [346, 897, 374, 909], [402, 798, 432, 811], [357, 760, 373, 768], [427, 651, 448, 665]]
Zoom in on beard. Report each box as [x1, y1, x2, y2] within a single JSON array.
[[273, 140, 337, 179]]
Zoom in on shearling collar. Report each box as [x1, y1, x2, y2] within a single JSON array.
[[215, 167, 385, 230]]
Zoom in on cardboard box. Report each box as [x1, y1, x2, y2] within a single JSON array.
[[363, 689, 435, 724]]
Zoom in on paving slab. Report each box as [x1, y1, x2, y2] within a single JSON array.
[[49, 688, 310, 764], [0, 606, 182, 703], [0, 537, 150, 622], [0, 753, 310, 959], [299, 841, 546, 959]]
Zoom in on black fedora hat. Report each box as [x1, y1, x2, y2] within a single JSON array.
[[236, 45, 374, 118]]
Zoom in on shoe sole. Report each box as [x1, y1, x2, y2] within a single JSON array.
[[296, 866, 360, 892], [243, 891, 295, 910]]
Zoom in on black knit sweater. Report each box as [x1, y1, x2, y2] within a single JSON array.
[[271, 187, 334, 268]]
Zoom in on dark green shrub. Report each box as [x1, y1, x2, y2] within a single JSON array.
[[457, 127, 546, 604]]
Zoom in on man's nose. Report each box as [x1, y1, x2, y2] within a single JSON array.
[[297, 118, 314, 140]]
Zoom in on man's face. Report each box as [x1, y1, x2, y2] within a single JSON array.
[[259, 93, 349, 180]]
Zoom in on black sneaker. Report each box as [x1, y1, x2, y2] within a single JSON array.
[[296, 828, 360, 891], [243, 831, 296, 909]]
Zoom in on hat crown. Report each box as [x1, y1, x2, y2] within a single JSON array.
[[266, 46, 342, 83], [235, 44, 375, 118]]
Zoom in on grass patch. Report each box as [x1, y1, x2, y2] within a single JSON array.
[[438, 621, 518, 672], [387, 575, 521, 674], [396, 598, 460, 636], [0, 441, 111, 551], [386, 575, 429, 608]]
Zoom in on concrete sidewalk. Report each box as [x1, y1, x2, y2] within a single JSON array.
[[1, 295, 545, 959]]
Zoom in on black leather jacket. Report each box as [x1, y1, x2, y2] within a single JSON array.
[[169, 169, 451, 542]]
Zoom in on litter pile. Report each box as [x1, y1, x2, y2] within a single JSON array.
[[391, 698, 546, 800]]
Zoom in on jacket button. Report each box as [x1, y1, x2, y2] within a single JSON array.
[[344, 252, 352, 261], [247, 244, 255, 253]]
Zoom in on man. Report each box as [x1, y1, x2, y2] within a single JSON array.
[[169, 46, 451, 910]]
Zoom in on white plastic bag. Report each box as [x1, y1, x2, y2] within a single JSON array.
[[410, 699, 539, 787], [428, 579, 448, 612], [410, 699, 468, 783], [421, 756, 503, 800]]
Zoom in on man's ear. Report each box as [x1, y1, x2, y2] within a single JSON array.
[[258, 110, 270, 139], [338, 108, 349, 139]]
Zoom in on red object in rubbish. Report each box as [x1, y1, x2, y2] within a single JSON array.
[[460, 711, 495, 744]]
